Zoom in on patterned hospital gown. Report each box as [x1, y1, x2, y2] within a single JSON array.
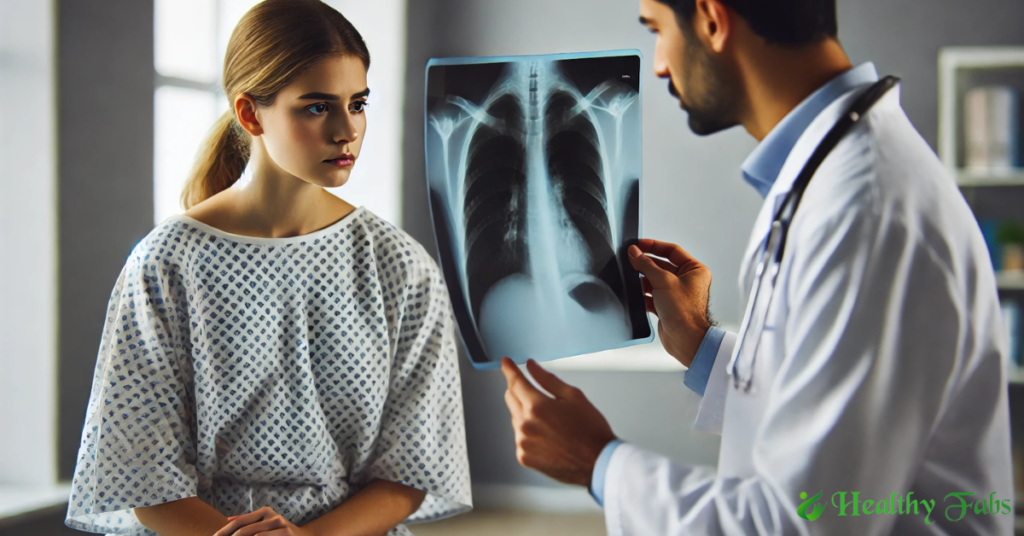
[[65, 206, 472, 535]]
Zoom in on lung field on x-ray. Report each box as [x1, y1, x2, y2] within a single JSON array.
[[544, 83, 625, 312], [426, 54, 648, 364], [463, 92, 528, 321]]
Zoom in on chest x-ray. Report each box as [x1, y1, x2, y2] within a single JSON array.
[[424, 50, 653, 369]]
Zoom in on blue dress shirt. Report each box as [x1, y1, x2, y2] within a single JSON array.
[[589, 438, 624, 506], [589, 63, 880, 507]]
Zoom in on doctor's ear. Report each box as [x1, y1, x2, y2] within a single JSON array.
[[234, 93, 263, 137], [693, 0, 733, 54]]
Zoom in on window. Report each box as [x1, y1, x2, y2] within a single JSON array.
[[153, 0, 256, 225], [0, 0, 60, 490], [153, 0, 405, 226]]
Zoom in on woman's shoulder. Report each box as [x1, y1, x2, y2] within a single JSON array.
[[141, 216, 200, 257], [111, 217, 198, 287], [354, 209, 443, 284]]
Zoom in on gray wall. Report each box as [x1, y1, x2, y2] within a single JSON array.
[[837, 0, 1024, 152], [400, 0, 1024, 489], [57, 0, 154, 479]]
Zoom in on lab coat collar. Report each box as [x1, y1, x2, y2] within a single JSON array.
[[737, 77, 904, 297], [740, 63, 879, 199]]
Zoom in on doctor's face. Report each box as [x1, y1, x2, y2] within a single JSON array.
[[639, 0, 742, 135]]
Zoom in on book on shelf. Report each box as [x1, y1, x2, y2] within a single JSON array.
[[964, 86, 1021, 175]]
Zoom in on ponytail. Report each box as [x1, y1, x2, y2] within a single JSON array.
[[180, 110, 250, 210]]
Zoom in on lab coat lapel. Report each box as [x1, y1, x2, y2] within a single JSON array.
[[735, 85, 873, 306], [722, 86, 878, 479]]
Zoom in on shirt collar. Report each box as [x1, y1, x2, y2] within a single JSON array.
[[740, 62, 879, 198]]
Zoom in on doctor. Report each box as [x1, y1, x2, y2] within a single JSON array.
[[500, 0, 1013, 534]]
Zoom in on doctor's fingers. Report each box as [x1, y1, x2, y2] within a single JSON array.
[[644, 255, 679, 274], [636, 239, 704, 274], [526, 359, 583, 401], [501, 357, 548, 406], [504, 386, 523, 422], [500, 358, 525, 423], [500, 356, 523, 389], [628, 249, 676, 288], [642, 277, 660, 316], [644, 294, 659, 316]]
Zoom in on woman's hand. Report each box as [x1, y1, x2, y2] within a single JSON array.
[[213, 506, 316, 536]]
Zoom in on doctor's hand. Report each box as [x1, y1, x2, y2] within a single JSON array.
[[628, 239, 713, 368], [501, 357, 617, 488]]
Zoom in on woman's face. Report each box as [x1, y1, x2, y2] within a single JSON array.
[[253, 55, 369, 188]]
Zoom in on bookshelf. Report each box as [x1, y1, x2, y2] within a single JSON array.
[[938, 46, 1024, 172], [1000, 271, 1024, 291], [957, 171, 1024, 188], [938, 47, 1024, 386]]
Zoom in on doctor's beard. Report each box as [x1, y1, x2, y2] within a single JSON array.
[[676, 29, 744, 136]]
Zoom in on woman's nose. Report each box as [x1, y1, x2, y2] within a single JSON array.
[[333, 114, 359, 144]]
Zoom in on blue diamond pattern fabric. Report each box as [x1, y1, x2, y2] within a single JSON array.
[[65, 206, 472, 535]]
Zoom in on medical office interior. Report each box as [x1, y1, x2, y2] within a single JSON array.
[[2, 0, 1024, 534]]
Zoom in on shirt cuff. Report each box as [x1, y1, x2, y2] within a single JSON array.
[[589, 438, 624, 507], [683, 326, 726, 396]]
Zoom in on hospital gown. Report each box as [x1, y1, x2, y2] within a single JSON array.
[[65, 206, 472, 535]]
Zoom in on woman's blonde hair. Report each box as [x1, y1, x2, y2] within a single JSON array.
[[180, 0, 370, 209]]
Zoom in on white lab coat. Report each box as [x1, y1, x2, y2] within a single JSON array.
[[603, 84, 1014, 535]]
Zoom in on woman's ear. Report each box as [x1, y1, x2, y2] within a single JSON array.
[[234, 93, 263, 136], [694, 0, 732, 54]]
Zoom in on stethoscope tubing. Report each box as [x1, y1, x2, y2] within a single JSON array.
[[726, 76, 901, 392]]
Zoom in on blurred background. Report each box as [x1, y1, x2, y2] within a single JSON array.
[[1, 0, 1023, 534]]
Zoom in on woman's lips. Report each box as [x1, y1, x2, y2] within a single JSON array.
[[324, 156, 354, 167]]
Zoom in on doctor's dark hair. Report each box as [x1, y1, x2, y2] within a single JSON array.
[[654, 0, 838, 45], [181, 0, 370, 210]]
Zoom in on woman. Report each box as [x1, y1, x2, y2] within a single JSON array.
[[65, 1, 471, 534]]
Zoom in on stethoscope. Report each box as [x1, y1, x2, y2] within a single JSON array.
[[726, 75, 901, 393]]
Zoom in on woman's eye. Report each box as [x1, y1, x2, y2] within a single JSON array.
[[350, 100, 368, 113], [307, 103, 329, 115]]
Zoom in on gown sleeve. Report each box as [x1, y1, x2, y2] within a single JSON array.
[[66, 241, 199, 534], [362, 253, 473, 523]]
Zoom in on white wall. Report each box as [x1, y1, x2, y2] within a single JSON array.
[[0, 0, 58, 486]]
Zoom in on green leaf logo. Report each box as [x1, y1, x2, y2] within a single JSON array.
[[798, 491, 826, 521]]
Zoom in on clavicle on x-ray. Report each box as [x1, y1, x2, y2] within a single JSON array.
[[425, 51, 653, 369]]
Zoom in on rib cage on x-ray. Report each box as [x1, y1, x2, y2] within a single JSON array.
[[427, 56, 647, 364]]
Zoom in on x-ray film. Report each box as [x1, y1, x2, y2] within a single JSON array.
[[424, 50, 653, 369]]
